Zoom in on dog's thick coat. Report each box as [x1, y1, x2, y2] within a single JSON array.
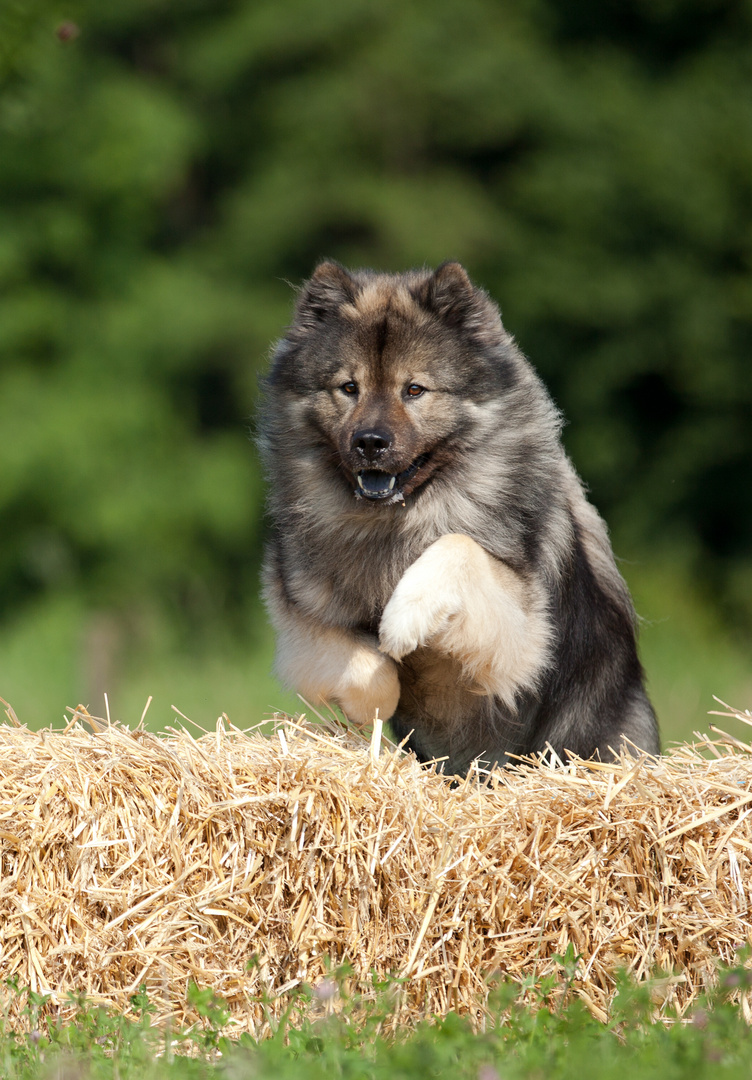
[[260, 262, 659, 775]]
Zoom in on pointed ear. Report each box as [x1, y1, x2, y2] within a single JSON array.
[[412, 262, 477, 327], [413, 262, 504, 343], [294, 261, 357, 328]]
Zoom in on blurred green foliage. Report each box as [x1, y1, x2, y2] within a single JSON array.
[[0, 0, 750, 736]]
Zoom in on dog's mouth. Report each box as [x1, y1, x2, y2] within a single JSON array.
[[354, 454, 430, 503]]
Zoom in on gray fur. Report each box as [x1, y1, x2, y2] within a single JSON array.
[[259, 261, 659, 776]]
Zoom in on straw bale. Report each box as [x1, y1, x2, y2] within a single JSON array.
[[1, 701, 751, 1037]]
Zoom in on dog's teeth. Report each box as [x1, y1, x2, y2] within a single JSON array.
[[388, 476, 396, 490], [357, 475, 365, 491]]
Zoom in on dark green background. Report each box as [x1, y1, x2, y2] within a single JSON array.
[[1, 0, 750, 743]]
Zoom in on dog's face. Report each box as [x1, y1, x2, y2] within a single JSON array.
[[267, 262, 515, 506]]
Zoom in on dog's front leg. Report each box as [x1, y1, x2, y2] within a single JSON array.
[[264, 571, 401, 725], [379, 533, 551, 708]]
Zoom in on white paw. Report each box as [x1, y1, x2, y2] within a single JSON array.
[[334, 647, 401, 726], [378, 533, 551, 708], [379, 542, 463, 660]]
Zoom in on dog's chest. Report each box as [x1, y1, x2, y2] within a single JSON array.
[[289, 523, 419, 629]]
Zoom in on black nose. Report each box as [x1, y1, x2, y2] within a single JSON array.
[[351, 428, 391, 461]]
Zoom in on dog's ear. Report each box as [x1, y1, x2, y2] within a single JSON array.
[[412, 262, 476, 327], [294, 262, 357, 328], [414, 262, 503, 341]]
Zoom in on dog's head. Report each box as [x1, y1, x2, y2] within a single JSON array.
[[264, 261, 526, 506]]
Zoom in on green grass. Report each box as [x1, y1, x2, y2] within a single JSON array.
[[625, 562, 752, 747], [0, 594, 300, 733], [2, 958, 752, 1079]]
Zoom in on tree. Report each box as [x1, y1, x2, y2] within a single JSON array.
[[1, 0, 750, 719]]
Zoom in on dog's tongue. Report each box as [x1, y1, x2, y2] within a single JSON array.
[[357, 471, 396, 499]]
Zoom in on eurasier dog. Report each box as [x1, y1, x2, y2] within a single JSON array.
[[259, 261, 659, 775]]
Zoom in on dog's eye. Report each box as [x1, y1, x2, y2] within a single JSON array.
[[340, 381, 358, 395], [406, 384, 425, 398]]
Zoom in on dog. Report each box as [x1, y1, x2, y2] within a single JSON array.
[[259, 261, 659, 776]]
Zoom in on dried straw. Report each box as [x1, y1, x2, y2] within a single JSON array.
[[1, 697, 751, 1037]]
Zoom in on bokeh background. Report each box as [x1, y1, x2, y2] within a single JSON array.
[[1, 0, 751, 745]]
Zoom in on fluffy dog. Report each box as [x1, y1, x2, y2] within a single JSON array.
[[259, 261, 659, 775]]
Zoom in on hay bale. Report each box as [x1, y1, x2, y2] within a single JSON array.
[[0, 701, 751, 1036]]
